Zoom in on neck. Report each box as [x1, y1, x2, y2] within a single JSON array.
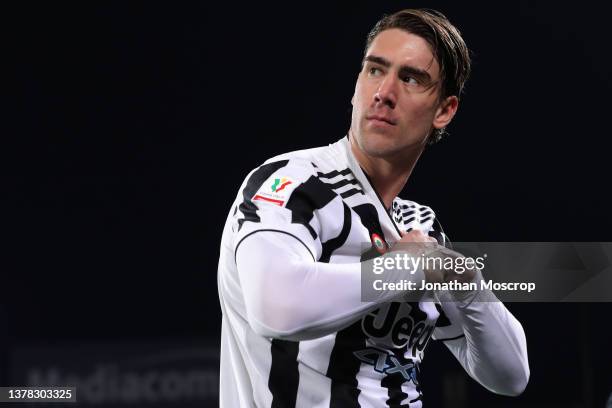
[[349, 130, 425, 210]]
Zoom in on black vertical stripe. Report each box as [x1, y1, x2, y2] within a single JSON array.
[[382, 303, 428, 407], [381, 348, 409, 407], [327, 322, 367, 408], [237, 160, 289, 230], [352, 203, 386, 243], [266, 177, 345, 407], [269, 339, 300, 408], [321, 201, 367, 407], [319, 203, 352, 263], [326, 202, 389, 407], [411, 364, 423, 404], [360, 169, 402, 236], [352, 203, 423, 407], [321, 201, 364, 407]]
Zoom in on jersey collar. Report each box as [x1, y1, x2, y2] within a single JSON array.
[[333, 135, 403, 241]]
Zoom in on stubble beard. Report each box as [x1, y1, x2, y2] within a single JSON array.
[[355, 119, 419, 160]]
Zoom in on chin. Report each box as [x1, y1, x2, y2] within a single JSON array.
[[360, 134, 403, 158], [357, 129, 416, 158]]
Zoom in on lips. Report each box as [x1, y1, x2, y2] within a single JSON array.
[[366, 114, 397, 126]]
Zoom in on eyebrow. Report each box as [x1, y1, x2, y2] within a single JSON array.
[[363, 54, 433, 83]]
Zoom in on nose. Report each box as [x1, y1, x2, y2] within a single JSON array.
[[374, 75, 398, 109]]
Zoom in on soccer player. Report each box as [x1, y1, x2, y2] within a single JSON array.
[[217, 9, 529, 407]]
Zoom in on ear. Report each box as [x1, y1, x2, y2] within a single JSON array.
[[432, 96, 459, 129]]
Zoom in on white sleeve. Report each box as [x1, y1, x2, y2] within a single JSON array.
[[435, 273, 530, 396], [235, 230, 425, 341]]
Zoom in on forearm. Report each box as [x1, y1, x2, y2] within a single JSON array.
[[236, 230, 425, 341], [439, 273, 530, 396]]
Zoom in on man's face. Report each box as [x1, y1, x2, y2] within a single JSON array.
[[350, 28, 452, 158]]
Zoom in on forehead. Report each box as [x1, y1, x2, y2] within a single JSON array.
[[366, 28, 440, 77]]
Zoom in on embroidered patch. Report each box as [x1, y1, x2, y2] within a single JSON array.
[[371, 233, 387, 254], [252, 176, 297, 207]]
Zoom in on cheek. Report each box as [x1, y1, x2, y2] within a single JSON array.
[[351, 87, 369, 122], [354, 76, 378, 108], [400, 98, 437, 126], [353, 83, 366, 108]]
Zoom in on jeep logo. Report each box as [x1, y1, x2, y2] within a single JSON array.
[[361, 302, 434, 357]]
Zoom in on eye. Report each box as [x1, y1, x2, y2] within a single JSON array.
[[402, 75, 419, 85], [368, 66, 383, 77]]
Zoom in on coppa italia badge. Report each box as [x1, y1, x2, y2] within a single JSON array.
[[270, 177, 292, 192], [371, 233, 387, 254], [253, 176, 296, 207]]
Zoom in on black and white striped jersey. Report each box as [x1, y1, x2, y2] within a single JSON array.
[[217, 136, 528, 407]]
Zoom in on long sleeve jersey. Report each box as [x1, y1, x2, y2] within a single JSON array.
[[217, 136, 529, 407]]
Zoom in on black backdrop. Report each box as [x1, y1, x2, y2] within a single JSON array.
[[4, 1, 612, 406]]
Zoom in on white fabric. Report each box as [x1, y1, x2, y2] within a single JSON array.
[[436, 273, 530, 396], [218, 136, 529, 407], [236, 230, 426, 341]]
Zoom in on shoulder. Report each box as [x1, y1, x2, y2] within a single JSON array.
[[262, 144, 331, 167], [393, 197, 438, 234], [392, 198, 436, 229], [236, 143, 348, 212], [239, 142, 345, 195], [260, 139, 348, 175], [393, 197, 451, 247]]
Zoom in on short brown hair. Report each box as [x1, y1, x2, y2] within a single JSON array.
[[365, 9, 471, 143]]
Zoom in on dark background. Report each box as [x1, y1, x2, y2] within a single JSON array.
[[4, 1, 612, 407]]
